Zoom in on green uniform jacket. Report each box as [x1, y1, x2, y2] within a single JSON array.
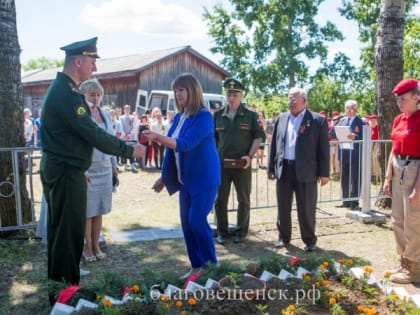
[[213, 105, 264, 160], [41, 72, 133, 171]]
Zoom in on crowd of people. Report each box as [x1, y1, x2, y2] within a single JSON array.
[[28, 36, 420, 305]]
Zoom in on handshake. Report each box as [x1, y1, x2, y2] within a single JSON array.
[[131, 143, 147, 159]]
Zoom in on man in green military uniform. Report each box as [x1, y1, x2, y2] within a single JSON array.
[[40, 37, 145, 304], [213, 78, 263, 244]]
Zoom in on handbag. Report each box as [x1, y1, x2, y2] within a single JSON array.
[[112, 174, 119, 192], [223, 158, 246, 169]]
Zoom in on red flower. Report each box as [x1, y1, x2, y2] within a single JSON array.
[[57, 285, 81, 304], [290, 257, 304, 266], [122, 286, 132, 297]]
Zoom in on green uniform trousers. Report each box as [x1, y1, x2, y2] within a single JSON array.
[[40, 160, 87, 295], [215, 167, 252, 237]]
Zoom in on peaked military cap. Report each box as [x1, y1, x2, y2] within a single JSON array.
[[223, 78, 244, 92], [60, 37, 100, 58]]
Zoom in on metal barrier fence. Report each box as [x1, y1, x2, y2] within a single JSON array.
[[228, 126, 392, 214], [0, 127, 392, 231], [0, 146, 42, 232]]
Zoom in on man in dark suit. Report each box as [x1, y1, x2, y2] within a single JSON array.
[[334, 100, 364, 210], [268, 87, 330, 251]]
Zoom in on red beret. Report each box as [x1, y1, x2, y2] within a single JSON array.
[[369, 114, 378, 119], [319, 110, 326, 115], [327, 117, 332, 121], [392, 79, 419, 95], [332, 111, 340, 117]]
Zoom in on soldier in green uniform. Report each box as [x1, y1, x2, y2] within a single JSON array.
[[213, 78, 263, 244], [39, 37, 145, 304]]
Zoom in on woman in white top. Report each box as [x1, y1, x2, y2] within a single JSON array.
[[79, 78, 118, 262], [150, 107, 167, 169]]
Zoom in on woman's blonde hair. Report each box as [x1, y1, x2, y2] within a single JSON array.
[[171, 73, 206, 116], [79, 77, 104, 95]]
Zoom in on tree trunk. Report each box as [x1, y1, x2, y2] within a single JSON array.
[[0, 0, 32, 229], [374, 0, 405, 208]]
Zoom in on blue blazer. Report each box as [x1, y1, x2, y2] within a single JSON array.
[[162, 108, 221, 196]]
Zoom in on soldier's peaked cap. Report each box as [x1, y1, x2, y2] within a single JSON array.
[[60, 37, 100, 58], [223, 78, 244, 92]]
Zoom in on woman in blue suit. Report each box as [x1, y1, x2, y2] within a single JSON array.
[[143, 73, 221, 280]]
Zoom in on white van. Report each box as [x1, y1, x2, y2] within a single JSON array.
[[136, 90, 225, 117]]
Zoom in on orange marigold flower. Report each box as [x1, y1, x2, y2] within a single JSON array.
[[287, 304, 296, 311], [364, 266, 374, 274], [338, 259, 345, 264], [319, 264, 325, 270], [160, 295, 169, 302], [176, 300, 183, 308], [180, 311, 186, 315], [329, 297, 336, 304], [384, 271, 391, 278], [132, 284, 140, 292], [357, 305, 368, 312], [188, 297, 197, 306], [315, 281, 320, 287], [103, 298, 112, 308], [323, 280, 329, 286], [323, 261, 329, 267], [367, 309, 377, 315], [324, 290, 330, 296], [347, 259, 353, 265]]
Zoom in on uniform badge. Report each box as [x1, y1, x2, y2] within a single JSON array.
[[299, 125, 305, 134], [76, 105, 87, 117]]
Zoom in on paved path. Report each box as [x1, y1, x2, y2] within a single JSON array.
[[109, 227, 183, 242]]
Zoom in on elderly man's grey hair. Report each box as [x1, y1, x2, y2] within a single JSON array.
[[344, 100, 357, 109], [289, 87, 307, 101]]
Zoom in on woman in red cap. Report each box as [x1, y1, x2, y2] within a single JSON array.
[[383, 78, 420, 284]]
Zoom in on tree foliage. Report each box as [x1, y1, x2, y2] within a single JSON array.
[[339, 0, 418, 74], [22, 56, 63, 71], [308, 53, 375, 115], [403, 16, 420, 78], [203, 0, 344, 93]]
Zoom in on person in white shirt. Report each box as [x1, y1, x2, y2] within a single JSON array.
[[119, 104, 138, 172], [150, 107, 167, 169]]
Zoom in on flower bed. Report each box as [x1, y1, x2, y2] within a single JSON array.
[[50, 254, 419, 315]]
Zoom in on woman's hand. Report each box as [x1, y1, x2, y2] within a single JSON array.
[[142, 130, 157, 142], [152, 177, 165, 193], [408, 188, 419, 206], [383, 180, 392, 196]]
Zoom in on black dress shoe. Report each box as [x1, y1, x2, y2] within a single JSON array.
[[335, 204, 350, 208], [304, 244, 317, 252], [216, 235, 226, 245]]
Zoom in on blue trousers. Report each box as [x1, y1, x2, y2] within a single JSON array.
[[179, 186, 218, 268]]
